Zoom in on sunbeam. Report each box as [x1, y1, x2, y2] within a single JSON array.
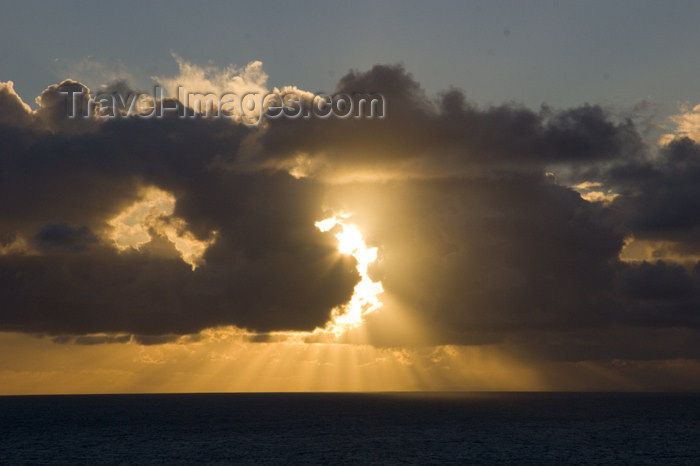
[[315, 214, 384, 335]]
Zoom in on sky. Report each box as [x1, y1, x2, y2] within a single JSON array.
[[3, 1, 700, 393]]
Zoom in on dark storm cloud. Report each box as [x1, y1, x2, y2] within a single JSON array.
[[608, 137, 700, 235], [329, 175, 623, 350], [2, 65, 700, 362], [257, 64, 641, 176], [263, 65, 698, 361], [32, 223, 97, 253], [0, 81, 358, 336]]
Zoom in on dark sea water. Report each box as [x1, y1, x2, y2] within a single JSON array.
[[1, 392, 699, 465]]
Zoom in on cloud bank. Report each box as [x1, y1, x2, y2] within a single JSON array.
[[2, 62, 700, 363]]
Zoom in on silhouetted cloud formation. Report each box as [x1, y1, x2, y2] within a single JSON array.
[[1, 65, 700, 361], [0, 81, 358, 336]]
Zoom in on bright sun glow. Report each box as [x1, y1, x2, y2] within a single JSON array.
[[315, 214, 383, 335]]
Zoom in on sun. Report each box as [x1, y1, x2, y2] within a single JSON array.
[[315, 214, 383, 334]]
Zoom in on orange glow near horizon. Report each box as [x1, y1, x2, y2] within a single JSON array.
[[0, 330, 549, 394]]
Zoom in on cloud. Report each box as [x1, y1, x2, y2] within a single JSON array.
[[254, 64, 641, 180], [1, 61, 700, 364], [0, 81, 33, 128], [154, 53, 269, 100], [32, 222, 97, 253], [0, 79, 359, 336], [658, 102, 700, 145]]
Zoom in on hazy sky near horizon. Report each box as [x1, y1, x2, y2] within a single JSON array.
[[4, 1, 700, 394]]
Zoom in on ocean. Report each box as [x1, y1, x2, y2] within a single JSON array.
[[1, 392, 698, 465]]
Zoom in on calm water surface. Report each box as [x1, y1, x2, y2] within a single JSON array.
[[1, 392, 698, 465]]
